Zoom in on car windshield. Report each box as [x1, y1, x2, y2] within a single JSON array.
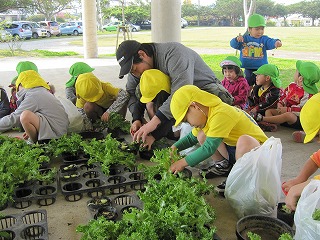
[[50, 22, 59, 26], [6, 24, 18, 29]]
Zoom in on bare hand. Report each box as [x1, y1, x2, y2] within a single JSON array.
[[237, 34, 244, 42], [140, 135, 156, 151], [130, 120, 142, 137], [101, 112, 110, 122], [133, 121, 157, 143], [169, 158, 188, 174], [275, 40, 282, 48], [22, 132, 29, 140]]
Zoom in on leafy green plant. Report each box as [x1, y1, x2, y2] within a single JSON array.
[[278, 233, 293, 240], [247, 232, 261, 240], [77, 172, 216, 239], [312, 208, 320, 220], [82, 134, 136, 175], [93, 113, 130, 134], [0, 136, 56, 206], [48, 133, 84, 157], [281, 204, 292, 214]]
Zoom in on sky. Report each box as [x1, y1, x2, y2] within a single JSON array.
[[190, 0, 304, 6]]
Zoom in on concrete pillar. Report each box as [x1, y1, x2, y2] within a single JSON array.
[[151, 0, 181, 43], [82, 0, 98, 58]]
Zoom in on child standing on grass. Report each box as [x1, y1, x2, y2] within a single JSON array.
[[168, 85, 267, 187], [247, 64, 282, 132], [131, 69, 178, 150], [230, 14, 282, 86], [252, 60, 319, 134], [283, 93, 320, 210], [220, 56, 250, 109]]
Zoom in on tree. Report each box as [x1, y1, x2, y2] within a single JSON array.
[[214, 0, 243, 26], [296, 0, 320, 26], [25, 0, 74, 21], [0, 0, 32, 13], [243, 0, 256, 29]]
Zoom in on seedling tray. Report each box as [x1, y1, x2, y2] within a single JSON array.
[[0, 209, 49, 240], [59, 163, 147, 202], [12, 169, 58, 209], [87, 192, 143, 221]]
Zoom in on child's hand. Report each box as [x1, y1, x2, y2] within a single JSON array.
[[169, 158, 188, 174], [130, 120, 142, 136], [140, 135, 155, 151], [101, 112, 110, 122], [275, 40, 282, 48], [236, 34, 244, 42], [22, 132, 29, 140]]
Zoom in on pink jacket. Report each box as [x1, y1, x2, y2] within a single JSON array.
[[222, 76, 250, 109]]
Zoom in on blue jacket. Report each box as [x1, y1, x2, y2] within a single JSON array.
[[230, 35, 279, 70]]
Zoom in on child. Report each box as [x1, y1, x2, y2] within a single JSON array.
[[220, 56, 250, 109], [248, 64, 282, 131], [0, 70, 69, 143], [253, 60, 319, 133], [75, 71, 129, 123], [0, 85, 10, 118], [66, 62, 95, 105], [230, 14, 282, 86], [131, 69, 177, 149], [9, 61, 55, 113], [169, 85, 268, 185], [282, 93, 320, 204]]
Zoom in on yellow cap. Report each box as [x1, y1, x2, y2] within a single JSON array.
[[140, 69, 171, 103], [300, 93, 320, 143], [170, 85, 222, 126], [75, 72, 104, 102], [15, 70, 50, 90]]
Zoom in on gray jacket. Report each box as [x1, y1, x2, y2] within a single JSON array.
[[126, 42, 234, 120], [0, 87, 69, 140]]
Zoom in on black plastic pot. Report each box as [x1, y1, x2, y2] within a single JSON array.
[[79, 131, 105, 140], [236, 214, 294, 240], [87, 196, 112, 210], [277, 202, 295, 227], [94, 206, 118, 220], [139, 149, 154, 160]]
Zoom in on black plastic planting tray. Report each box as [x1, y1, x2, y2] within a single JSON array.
[[0, 209, 49, 240], [12, 169, 58, 209], [87, 192, 143, 221], [58, 163, 147, 202]]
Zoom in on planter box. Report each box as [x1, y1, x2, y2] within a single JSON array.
[[0, 210, 49, 240]]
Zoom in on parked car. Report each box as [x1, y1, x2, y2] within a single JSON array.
[[134, 20, 151, 30], [38, 21, 60, 37], [102, 22, 121, 32], [181, 18, 188, 28], [13, 21, 46, 39], [4, 22, 32, 39], [102, 22, 140, 32], [60, 21, 83, 36]]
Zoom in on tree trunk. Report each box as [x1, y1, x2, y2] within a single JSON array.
[[243, 0, 256, 30]]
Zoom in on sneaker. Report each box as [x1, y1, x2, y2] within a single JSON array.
[[199, 159, 232, 179], [258, 121, 278, 132], [215, 180, 226, 197], [250, 112, 263, 122], [292, 131, 306, 143]]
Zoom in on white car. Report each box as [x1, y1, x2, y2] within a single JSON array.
[[181, 18, 188, 28]]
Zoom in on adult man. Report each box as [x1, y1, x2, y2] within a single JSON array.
[[116, 40, 234, 148]]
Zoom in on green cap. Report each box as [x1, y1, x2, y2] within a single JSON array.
[[220, 56, 242, 68], [248, 14, 266, 28], [66, 62, 95, 87], [253, 64, 281, 88], [16, 61, 38, 75], [296, 60, 320, 94]]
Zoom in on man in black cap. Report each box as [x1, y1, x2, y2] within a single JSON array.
[[116, 40, 234, 146]]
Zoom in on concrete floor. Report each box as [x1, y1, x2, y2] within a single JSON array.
[[1, 56, 319, 240]]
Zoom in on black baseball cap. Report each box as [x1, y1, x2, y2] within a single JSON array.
[[116, 40, 141, 79]]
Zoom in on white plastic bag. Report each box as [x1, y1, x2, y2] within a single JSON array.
[[294, 179, 320, 240], [58, 97, 84, 133], [225, 137, 282, 218]]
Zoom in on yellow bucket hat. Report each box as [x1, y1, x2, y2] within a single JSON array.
[[170, 85, 222, 126], [140, 69, 171, 103], [15, 70, 50, 90], [300, 93, 320, 143], [75, 72, 104, 102]]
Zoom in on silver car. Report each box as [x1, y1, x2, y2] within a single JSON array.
[[14, 21, 47, 39]]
